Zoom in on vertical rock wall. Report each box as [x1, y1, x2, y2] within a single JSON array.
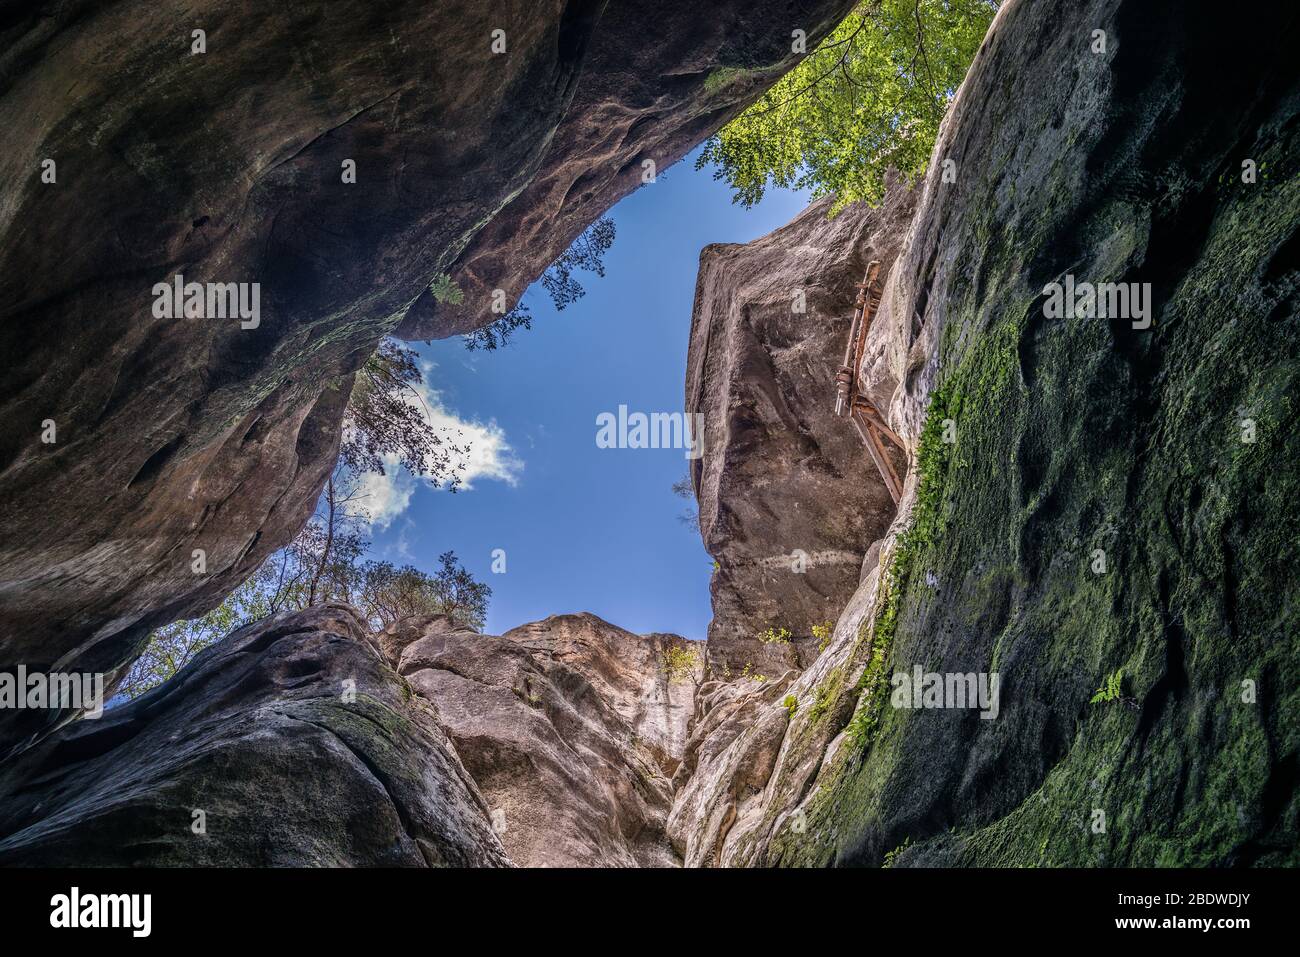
[[685, 182, 916, 678], [674, 0, 1300, 868]]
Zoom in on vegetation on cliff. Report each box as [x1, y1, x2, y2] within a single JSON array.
[[464, 217, 616, 350], [698, 0, 998, 212], [121, 342, 491, 698]]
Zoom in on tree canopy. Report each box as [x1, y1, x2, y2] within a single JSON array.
[[465, 216, 616, 350], [119, 341, 491, 699], [120, 540, 491, 699], [697, 0, 998, 214]]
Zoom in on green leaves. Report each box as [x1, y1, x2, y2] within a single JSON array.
[[119, 571, 276, 698], [122, 339, 491, 700], [697, 0, 997, 214], [428, 273, 464, 305], [1090, 668, 1125, 705], [663, 643, 703, 684], [122, 549, 493, 699]]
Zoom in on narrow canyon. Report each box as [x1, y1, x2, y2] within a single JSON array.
[[0, 0, 1295, 868]]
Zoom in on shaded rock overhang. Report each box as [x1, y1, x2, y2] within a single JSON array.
[[0, 0, 856, 754]]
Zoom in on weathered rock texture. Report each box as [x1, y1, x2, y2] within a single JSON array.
[[675, 0, 1300, 867], [685, 184, 915, 677], [502, 615, 697, 770], [394, 3, 861, 341], [0, 0, 855, 752], [0, 605, 699, 867], [383, 612, 698, 867], [0, 605, 509, 866], [667, 669, 799, 866]]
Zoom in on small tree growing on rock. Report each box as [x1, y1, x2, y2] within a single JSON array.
[[663, 642, 704, 691]]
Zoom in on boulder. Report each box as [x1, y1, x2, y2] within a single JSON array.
[[0, 604, 509, 866]]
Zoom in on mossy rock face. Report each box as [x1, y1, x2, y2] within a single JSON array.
[[764, 0, 1299, 867]]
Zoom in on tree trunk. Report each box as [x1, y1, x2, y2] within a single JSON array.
[[308, 474, 336, 605]]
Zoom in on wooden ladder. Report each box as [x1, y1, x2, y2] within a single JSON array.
[[833, 260, 904, 503]]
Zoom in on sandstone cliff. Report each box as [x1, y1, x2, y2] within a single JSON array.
[[383, 612, 698, 867], [675, 0, 1300, 867], [685, 179, 916, 678]]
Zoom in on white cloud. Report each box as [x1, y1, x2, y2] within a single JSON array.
[[347, 380, 522, 529], [353, 469, 415, 529], [393, 518, 416, 560]]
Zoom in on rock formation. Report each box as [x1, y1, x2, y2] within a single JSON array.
[[685, 182, 916, 677], [675, 0, 1300, 867], [667, 668, 800, 866], [0, 0, 855, 753], [382, 613, 698, 867], [2, 0, 1296, 870], [0, 605, 509, 866], [0, 605, 698, 867]]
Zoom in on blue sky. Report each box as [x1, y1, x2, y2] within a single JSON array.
[[362, 148, 810, 640]]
